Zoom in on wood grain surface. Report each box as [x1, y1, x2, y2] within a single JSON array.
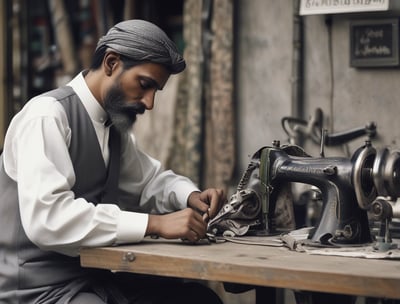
[[80, 238, 400, 299]]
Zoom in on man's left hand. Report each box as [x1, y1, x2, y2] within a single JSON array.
[[187, 189, 226, 223]]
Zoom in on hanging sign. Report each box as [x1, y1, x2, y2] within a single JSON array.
[[300, 0, 390, 15], [350, 19, 399, 67]]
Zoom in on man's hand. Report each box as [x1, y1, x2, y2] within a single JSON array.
[[145, 188, 226, 242], [146, 209, 208, 242], [187, 188, 226, 222]]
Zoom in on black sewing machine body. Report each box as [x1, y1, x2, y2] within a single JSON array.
[[209, 114, 400, 247], [208, 140, 400, 247], [268, 147, 371, 244]]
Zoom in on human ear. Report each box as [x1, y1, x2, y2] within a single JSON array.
[[104, 52, 120, 76]]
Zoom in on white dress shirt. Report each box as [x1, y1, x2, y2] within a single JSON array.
[[2, 72, 199, 256]]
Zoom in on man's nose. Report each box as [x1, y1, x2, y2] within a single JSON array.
[[141, 90, 156, 110]]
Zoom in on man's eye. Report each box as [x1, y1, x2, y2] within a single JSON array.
[[140, 80, 153, 90]]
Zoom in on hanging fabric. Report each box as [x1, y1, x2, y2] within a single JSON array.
[[167, 0, 235, 192], [203, 0, 235, 191], [167, 0, 204, 186]]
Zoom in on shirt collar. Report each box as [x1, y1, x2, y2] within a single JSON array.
[[67, 71, 108, 126]]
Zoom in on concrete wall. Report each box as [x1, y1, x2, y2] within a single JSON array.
[[236, 0, 400, 177], [304, 13, 400, 157], [0, 1, 5, 149], [236, 0, 293, 174]]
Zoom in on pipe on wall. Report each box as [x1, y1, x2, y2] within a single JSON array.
[[291, 0, 305, 144]]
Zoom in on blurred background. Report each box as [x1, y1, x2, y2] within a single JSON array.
[[2, 0, 400, 193], [1, 0, 400, 303]]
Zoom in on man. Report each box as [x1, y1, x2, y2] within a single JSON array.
[[0, 19, 225, 303]]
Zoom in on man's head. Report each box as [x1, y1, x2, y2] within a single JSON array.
[[102, 61, 170, 133], [89, 19, 185, 133]]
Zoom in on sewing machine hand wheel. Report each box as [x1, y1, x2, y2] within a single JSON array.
[[354, 143, 400, 210], [372, 148, 400, 198], [353, 143, 377, 209]]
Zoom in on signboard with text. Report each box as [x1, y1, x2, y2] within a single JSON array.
[[350, 19, 399, 67], [300, 0, 390, 15]]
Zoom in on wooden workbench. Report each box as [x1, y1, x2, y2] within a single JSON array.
[[80, 237, 400, 299]]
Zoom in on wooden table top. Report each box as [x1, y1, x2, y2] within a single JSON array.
[[80, 237, 400, 299]]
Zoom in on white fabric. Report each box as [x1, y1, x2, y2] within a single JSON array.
[[2, 72, 199, 257], [281, 228, 400, 260]]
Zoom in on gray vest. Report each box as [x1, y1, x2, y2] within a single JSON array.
[[0, 86, 121, 303]]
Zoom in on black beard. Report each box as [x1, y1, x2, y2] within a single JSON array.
[[103, 84, 146, 133]]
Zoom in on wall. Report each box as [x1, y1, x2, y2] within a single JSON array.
[[304, 13, 400, 156], [236, 0, 400, 177], [0, 0, 5, 149], [236, 0, 293, 174]]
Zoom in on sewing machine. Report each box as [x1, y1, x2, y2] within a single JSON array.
[[208, 139, 400, 248]]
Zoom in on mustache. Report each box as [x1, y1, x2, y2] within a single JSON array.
[[104, 86, 147, 118], [103, 85, 148, 133], [118, 101, 146, 116], [107, 101, 146, 132]]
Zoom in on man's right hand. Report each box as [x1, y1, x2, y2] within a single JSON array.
[[146, 208, 207, 242]]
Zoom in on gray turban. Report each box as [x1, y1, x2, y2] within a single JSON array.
[[96, 19, 185, 74]]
